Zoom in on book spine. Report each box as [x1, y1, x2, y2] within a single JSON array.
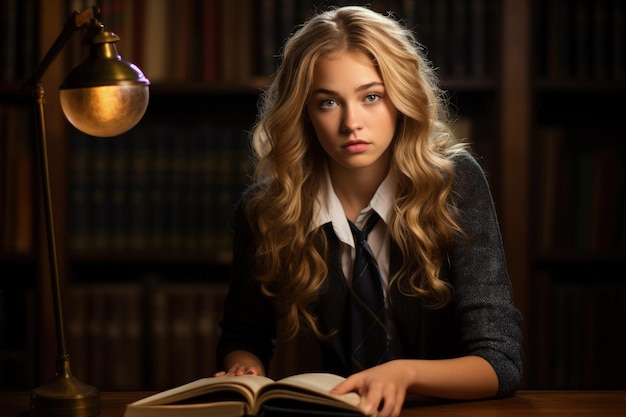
[[151, 287, 170, 389], [0, 0, 17, 81], [591, 0, 609, 80], [132, 0, 146, 73], [199, 123, 218, 253], [449, 0, 468, 78], [535, 127, 564, 252], [183, 128, 202, 251], [168, 286, 197, 385], [16, 0, 37, 79], [169, 0, 194, 81], [573, 0, 591, 79], [432, 0, 448, 77], [128, 127, 150, 251], [573, 147, 593, 250], [142, 0, 169, 82], [65, 285, 88, 382], [148, 127, 168, 250], [120, 0, 135, 61], [278, 0, 296, 50], [258, 0, 277, 77], [85, 287, 106, 386], [611, 0, 625, 79], [200, 0, 220, 81], [110, 132, 130, 251], [68, 130, 91, 252], [165, 127, 185, 251], [470, 0, 487, 78], [89, 136, 112, 251], [1, 105, 34, 254]]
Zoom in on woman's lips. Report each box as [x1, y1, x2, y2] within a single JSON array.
[[342, 139, 370, 153]]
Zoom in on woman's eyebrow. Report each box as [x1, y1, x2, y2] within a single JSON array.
[[310, 81, 384, 96]]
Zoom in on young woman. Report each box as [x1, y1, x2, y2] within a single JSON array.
[[215, 6, 523, 417]]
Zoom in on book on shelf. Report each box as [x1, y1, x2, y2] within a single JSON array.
[[124, 372, 365, 417], [65, 283, 144, 390], [539, 0, 625, 81], [148, 283, 228, 390], [1, 104, 34, 255], [535, 126, 564, 252]]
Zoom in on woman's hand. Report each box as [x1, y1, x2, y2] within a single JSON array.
[[331, 356, 499, 416], [213, 363, 263, 377], [213, 350, 265, 377], [331, 360, 413, 417]]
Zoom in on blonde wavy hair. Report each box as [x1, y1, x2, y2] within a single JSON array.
[[245, 6, 469, 339]]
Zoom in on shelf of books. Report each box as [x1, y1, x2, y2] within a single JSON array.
[[90, 0, 500, 86], [529, 0, 626, 389], [66, 95, 255, 262], [0, 0, 38, 392]]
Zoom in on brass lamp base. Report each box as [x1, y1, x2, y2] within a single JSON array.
[[31, 355, 99, 417]]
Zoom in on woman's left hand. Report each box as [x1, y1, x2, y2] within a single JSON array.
[[330, 360, 413, 417]]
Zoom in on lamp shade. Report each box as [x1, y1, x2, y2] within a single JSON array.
[[59, 31, 150, 137]]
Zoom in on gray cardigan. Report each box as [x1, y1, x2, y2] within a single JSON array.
[[217, 152, 524, 398]]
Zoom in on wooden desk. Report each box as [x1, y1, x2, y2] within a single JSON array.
[[1, 391, 625, 416]]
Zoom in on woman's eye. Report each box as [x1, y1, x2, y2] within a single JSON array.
[[320, 99, 337, 108], [365, 93, 380, 103]]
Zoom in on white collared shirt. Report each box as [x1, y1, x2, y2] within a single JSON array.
[[312, 168, 394, 287], [312, 166, 404, 356]]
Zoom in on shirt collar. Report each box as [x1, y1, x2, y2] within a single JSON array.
[[312, 165, 396, 247]]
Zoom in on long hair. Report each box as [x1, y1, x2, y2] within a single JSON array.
[[245, 6, 469, 339]]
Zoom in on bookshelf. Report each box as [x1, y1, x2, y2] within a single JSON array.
[[527, 0, 626, 389], [0, 0, 40, 390], [2, 0, 624, 392]]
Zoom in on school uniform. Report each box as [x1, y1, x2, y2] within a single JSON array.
[[217, 151, 523, 398]]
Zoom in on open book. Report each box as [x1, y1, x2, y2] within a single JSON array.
[[123, 372, 366, 417]]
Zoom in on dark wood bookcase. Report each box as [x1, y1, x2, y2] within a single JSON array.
[[528, 0, 626, 389], [1, 0, 624, 391]]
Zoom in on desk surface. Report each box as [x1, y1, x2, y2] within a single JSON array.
[[1, 390, 625, 416]]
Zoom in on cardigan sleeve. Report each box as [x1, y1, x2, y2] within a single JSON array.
[[215, 200, 277, 373], [449, 152, 524, 397]]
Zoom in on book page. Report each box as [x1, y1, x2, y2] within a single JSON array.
[[254, 373, 361, 412], [130, 375, 275, 406], [275, 373, 356, 401]]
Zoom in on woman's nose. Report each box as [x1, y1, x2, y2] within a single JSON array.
[[341, 104, 363, 132]]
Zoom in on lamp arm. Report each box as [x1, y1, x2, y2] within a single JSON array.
[[25, 6, 103, 89], [26, 6, 103, 361]]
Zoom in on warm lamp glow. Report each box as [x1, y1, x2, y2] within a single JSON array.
[[59, 30, 149, 137], [60, 84, 149, 137]]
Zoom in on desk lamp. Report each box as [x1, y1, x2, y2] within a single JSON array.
[[23, 6, 150, 417]]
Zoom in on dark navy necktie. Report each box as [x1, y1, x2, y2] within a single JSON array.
[[348, 212, 391, 372]]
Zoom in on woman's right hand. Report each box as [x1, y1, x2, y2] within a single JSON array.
[[213, 363, 263, 377], [213, 350, 265, 377]]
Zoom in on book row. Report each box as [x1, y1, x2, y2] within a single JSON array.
[[538, 275, 626, 389], [535, 126, 626, 253], [89, 0, 499, 84], [535, 0, 625, 81], [0, 104, 35, 255], [68, 121, 251, 258], [0, 0, 37, 83], [64, 282, 228, 390], [253, 0, 499, 80], [62, 281, 321, 391]]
